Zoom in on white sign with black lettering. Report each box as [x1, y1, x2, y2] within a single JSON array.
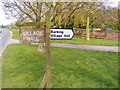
[[50, 29, 74, 39]]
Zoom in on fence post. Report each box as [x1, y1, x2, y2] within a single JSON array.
[[92, 30, 94, 38], [105, 30, 107, 39]]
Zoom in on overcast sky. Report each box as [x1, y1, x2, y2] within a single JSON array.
[[0, 0, 119, 25], [0, 1, 16, 25]]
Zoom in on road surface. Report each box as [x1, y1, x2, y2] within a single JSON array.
[[0, 28, 11, 56]]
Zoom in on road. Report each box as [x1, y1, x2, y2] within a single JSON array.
[[0, 28, 11, 56]]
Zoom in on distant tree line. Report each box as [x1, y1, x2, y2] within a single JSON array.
[[0, 25, 8, 28], [3, 1, 118, 30]]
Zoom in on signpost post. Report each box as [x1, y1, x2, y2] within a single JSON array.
[[45, 10, 51, 89], [39, 10, 51, 90]]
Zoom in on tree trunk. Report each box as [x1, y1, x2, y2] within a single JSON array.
[[38, 43, 45, 52], [36, 2, 45, 52], [86, 16, 90, 41]]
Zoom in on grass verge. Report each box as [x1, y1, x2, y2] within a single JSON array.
[[51, 36, 118, 46], [2, 44, 118, 88], [9, 28, 20, 40]]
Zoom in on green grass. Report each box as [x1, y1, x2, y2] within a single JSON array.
[[51, 36, 119, 46], [9, 28, 118, 46], [9, 28, 20, 40], [2, 44, 118, 88]]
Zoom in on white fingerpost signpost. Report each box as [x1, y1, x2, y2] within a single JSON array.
[[50, 29, 74, 40]]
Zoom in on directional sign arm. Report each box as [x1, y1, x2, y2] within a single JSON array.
[[50, 29, 74, 40]]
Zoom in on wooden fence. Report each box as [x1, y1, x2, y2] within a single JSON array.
[[73, 28, 120, 40]]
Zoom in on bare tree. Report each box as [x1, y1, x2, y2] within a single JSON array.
[[3, 1, 81, 51]]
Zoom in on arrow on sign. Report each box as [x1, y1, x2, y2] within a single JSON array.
[[50, 29, 74, 40]]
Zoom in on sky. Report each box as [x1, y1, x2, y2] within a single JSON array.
[[0, 1, 16, 25], [0, 0, 119, 25]]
